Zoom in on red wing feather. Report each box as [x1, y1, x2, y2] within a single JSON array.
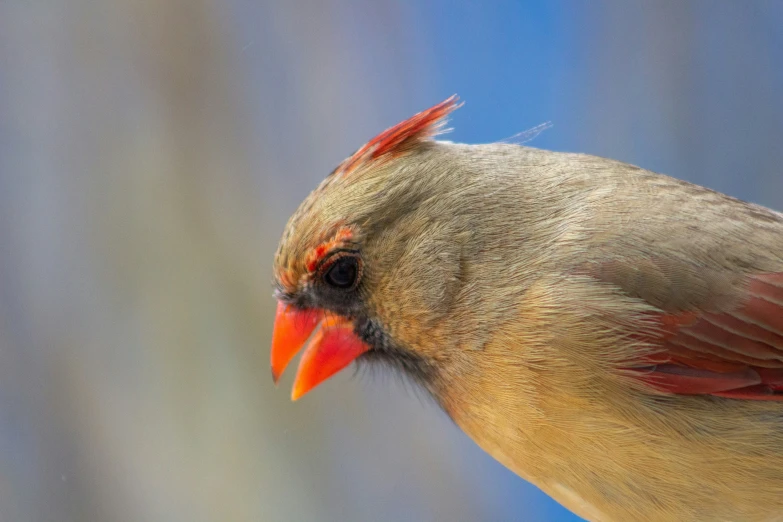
[[629, 272, 783, 400]]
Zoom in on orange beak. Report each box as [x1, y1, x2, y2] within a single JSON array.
[[270, 302, 370, 400]]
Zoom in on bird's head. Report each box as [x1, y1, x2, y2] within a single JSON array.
[[271, 96, 483, 400]]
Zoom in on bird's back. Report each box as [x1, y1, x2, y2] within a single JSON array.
[[425, 143, 783, 521]]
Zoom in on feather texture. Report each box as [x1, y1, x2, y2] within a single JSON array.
[[625, 272, 783, 399], [334, 95, 461, 178]]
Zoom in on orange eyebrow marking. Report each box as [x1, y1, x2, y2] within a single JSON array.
[[304, 226, 355, 273], [336, 95, 461, 177]]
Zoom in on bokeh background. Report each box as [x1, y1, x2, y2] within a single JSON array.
[[1, 1, 782, 521]]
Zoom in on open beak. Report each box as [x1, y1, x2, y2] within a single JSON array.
[[270, 302, 370, 400]]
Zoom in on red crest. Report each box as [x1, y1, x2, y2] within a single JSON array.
[[336, 95, 461, 177]]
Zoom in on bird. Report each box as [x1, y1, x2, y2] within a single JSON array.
[[270, 96, 783, 521]]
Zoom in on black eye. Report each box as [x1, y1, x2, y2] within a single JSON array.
[[324, 256, 359, 289]]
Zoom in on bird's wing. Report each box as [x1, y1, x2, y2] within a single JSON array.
[[589, 259, 783, 400]]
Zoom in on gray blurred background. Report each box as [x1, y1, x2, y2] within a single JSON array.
[[1, 1, 781, 521]]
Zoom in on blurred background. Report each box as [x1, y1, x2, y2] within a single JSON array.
[[1, 1, 782, 521]]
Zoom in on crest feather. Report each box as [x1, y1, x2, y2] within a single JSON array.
[[336, 95, 461, 177]]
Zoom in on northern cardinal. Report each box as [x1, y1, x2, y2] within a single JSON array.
[[271, 96, 783, 521]]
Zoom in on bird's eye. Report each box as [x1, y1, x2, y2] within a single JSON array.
[[323, 256, 360, 289]]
